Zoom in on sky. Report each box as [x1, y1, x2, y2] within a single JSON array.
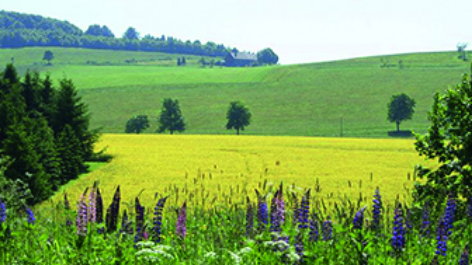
[[2, 0, 472, 65]]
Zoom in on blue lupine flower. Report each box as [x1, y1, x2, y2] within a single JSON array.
[[298, 189, 310, 229], [322, 217, 333, 241], [256, 189, 268, 233], [151, 196, 167, 243], [270, 190, 281, 238], [444, 195, 455, 236], [309, 217, 319, 242], [391, 203, 405, 254], [460, 245, 469, 265], [436, 216, 447, 256], [26, 208, 35, 225], [353, 207, 366, 230], [372, 188, 382, 230], [0, 200, 6, 224], [134, 197, 145, 246], [421, 200, 430, 237]]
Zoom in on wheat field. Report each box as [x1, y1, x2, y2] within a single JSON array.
[[43, 134, 428, 211]]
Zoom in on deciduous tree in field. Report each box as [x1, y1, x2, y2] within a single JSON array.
[[387, 93, 415, 132], [43, 50, 54, 65], [257, 48, 279, 65], [125, 115, 150, 134], [226, 101, 251, 135], [157, 98, 185, 135], [415, 69, 472, 201]]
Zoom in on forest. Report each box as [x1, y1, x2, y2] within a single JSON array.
[[0, 10, 236, 57]]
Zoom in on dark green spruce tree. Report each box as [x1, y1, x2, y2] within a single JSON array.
[[56, 125, 83, 183], [53, 78, 98, 167], [38, 74, 56, 126], [2, 120, 52, 203]]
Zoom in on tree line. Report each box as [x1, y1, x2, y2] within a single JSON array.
[[126, 99, 251, 135], [0, 11, 238, 57], [0, 63, 98, 204]]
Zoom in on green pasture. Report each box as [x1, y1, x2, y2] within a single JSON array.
[[0, 47, 468, 137]]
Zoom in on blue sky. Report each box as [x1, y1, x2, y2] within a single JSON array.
[[3, 0, 471, 64]]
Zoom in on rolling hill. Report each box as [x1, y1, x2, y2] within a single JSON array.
[[1, 47, 468, 137]]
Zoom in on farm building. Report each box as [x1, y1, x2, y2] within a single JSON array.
[[225, 52, 257, 67]]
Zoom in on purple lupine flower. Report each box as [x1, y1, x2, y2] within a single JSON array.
[[256, 189, 268, 233], [444, 194, 455, 236], [152, 196, 168, 243], [246, 197, 254, 237], [95, 187, 104, 233], [64, 193, 72, 227], [391, 203, 405, 254], [176, 202, 187, 239], [76, 194, 88, 236], [88, 187, 96, 223], [26, 208, 35, 225], [276, 193, 285, 225], [421, 200, 430, 237], [276, 183, 285, 225], [353, 207, 366, 230], [106, 186, 121, 233], [309, 217, 319, 242], [298, 189, 310, 229], [372, 188, 382, 230], [0, 199, 6, 225], [134, 197, 145, 245], [460, 245, 469, 265], [436, 215, 447, 256], [322, 216, 333, 241]]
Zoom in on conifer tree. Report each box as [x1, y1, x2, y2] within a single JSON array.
[[21, 71, 41, 114], [53, 78, 97, 163], [3, 122, 52, 203], [56, 125, 83, 183], [38, 74, 56, 125]]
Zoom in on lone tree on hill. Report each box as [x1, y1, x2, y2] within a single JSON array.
[[387, 93, 416, 132], [226, 101, 251, 135], [157, 98, 185, 134], [43, 50, 54, 65], [457, 42, 468, 61], [125, 115, 150, 134], [414, 68, 472, 202]]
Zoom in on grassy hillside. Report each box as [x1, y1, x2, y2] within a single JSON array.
[[1, 47, 468, 137], [43, 134, 423, 210]]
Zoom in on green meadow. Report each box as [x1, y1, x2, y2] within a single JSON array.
[[1, 47, 469, 137]]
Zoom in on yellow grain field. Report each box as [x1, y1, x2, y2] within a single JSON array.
[[43, 134, 428, 211]]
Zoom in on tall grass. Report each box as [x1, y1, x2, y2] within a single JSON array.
[[3, 175, 470, 264]]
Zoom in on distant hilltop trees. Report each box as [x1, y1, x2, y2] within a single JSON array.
[[0, 10, 243, 58]]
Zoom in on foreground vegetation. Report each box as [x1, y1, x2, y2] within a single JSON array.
[[2, 179, 470, 264]]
